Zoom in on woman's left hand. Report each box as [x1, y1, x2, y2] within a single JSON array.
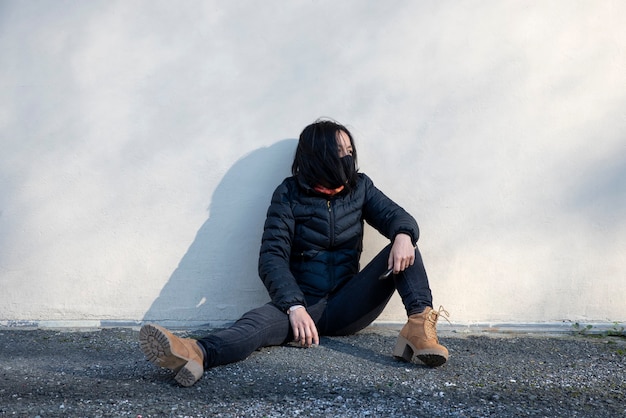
[[388, 233, 415, 274]]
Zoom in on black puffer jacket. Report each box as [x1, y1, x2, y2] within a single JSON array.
[[258, 173, 419, 313]]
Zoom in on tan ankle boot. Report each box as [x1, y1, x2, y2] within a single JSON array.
[[393, 306, 449, 367], [140, 323, 205, 387]]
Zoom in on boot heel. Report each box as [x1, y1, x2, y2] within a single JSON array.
[[175, 360, 204, 387], [393, 335, 415, 362]]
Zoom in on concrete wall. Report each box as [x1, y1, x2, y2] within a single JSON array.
[[1, 1, 625, 328]]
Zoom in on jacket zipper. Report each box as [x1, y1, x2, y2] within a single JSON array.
[[327, 200, 335, 248], [327, 199, 335, 286]]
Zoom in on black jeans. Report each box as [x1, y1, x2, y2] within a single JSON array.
[[197, 244, 433, 369]]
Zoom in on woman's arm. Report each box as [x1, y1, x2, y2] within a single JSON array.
[[258, 180, 307, 313], [361, 174, 420, 245]]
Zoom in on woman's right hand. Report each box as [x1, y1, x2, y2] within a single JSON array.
[[288, 307, 319, 347]]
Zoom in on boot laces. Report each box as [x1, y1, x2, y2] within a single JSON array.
[[426, 306, 450, 340]]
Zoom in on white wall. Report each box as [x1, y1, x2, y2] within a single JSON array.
[[1, 1, 625, 328]]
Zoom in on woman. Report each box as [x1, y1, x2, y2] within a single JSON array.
[[140, 119, 449, 387]]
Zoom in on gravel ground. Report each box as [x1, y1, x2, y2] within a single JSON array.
[[0, 326, 624, 417]]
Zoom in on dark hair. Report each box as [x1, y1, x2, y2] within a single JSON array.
[[292, 119, 359, 190]]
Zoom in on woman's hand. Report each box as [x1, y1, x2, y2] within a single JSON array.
[[288, 307, 319, 347], [388, 233, 416, 274]]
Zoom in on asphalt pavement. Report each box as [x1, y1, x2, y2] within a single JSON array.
[[1, 325, 624, 417]]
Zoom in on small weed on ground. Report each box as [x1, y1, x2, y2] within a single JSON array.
[[571, 322, 626, 356]]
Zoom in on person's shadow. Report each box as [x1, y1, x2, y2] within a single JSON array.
[[143, 139, 298, 328]]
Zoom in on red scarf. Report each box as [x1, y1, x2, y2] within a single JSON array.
[[314, 184, 345, 196]]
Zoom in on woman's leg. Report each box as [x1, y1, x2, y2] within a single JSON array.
[[319, 244, 433, 336], [196, 303, 290, 368], [141, 304, 295, 386], [393, 245, 433, 316], [390, 247, 448, 367], [318, 244, 394, 335], [197, 300, 327, 368]]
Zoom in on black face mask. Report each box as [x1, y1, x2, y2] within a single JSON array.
[[341, 155, 355, 183]]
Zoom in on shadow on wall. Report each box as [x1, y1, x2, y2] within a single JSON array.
[[143, 139, 298, 327]]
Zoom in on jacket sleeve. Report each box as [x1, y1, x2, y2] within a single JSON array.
[[258, 180, 307, 312], [361, 174, 420, 245]]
